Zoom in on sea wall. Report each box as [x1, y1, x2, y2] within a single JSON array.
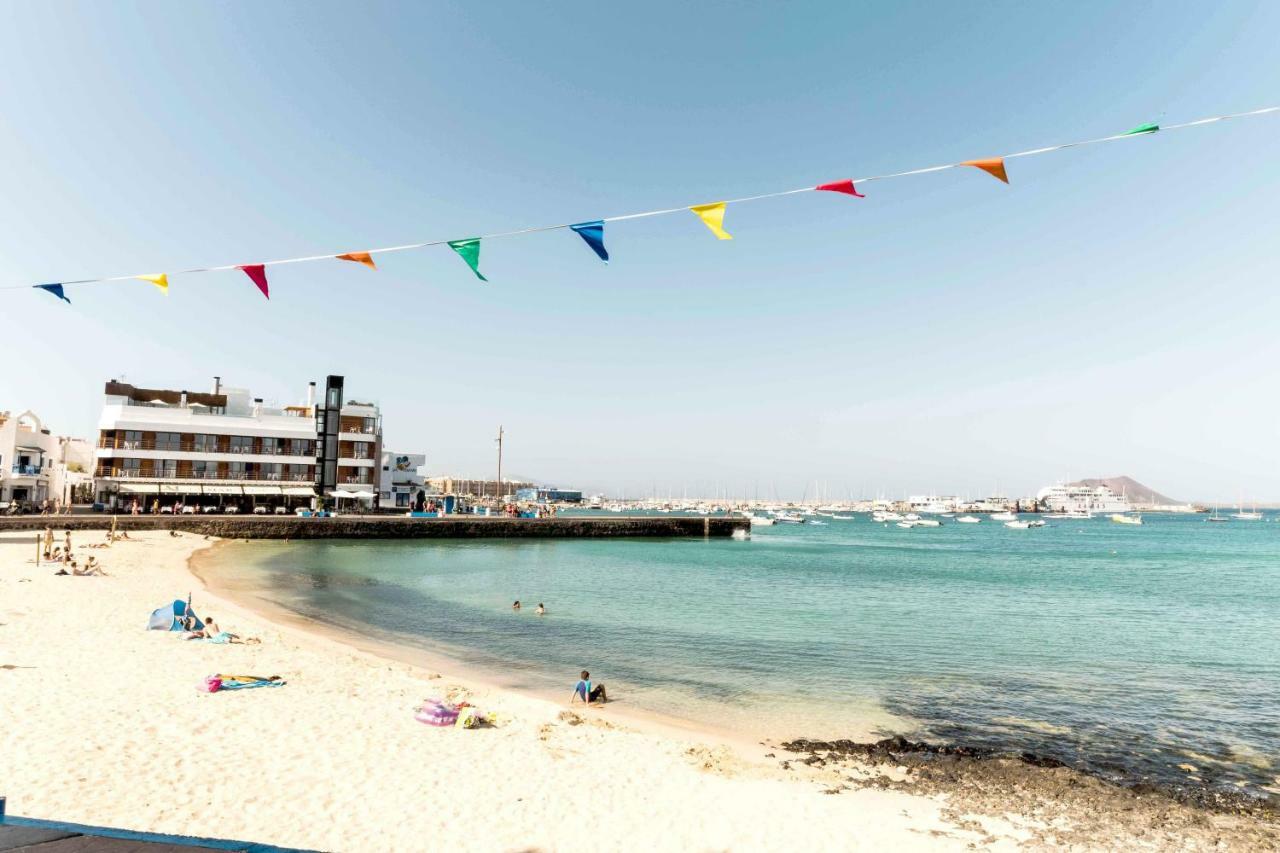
[[0, 514, 748, 540]]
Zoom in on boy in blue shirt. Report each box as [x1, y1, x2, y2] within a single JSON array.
[[571, 670, 607, 704]]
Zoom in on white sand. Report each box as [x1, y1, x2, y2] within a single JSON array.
[[0, 531, 1032, 851]]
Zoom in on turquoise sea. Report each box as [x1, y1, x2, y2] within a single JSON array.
[[199, 513, 1280, 804]]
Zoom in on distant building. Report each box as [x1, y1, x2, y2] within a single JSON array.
[[93, 376, 382, 511], [0, 410, 92, 508], [515, 487, 584, 504], [380, 452, 426, 508], [425, 476, 535, 500]]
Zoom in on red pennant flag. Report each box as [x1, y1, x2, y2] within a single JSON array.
[[815, 179, 865, 198], [238, 264, 269, 299], [336, 252, 377, 270], [962, 158, 1009, 184]]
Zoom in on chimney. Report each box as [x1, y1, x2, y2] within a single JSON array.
[[306, 382, 316, 409], [179, 391, 188, 407], [253, 398, 263, 417], [213, 376, 222, 394]]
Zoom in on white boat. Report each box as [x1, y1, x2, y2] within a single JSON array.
[[1110, 513, 1143, 525], [829, 514, 855, 520], [903, 513, 921, 521], [872, 511, 904, 522], [748, 515, 775, 527], [808, 519, 828, 526], [955, 516, 981, 524], [991, 511, 1017, 521], [1004, 520, 1031, 529], [1207, 506, 1229, 523], [914, 518, 942, 527], [1036, 482, 1131, 514], [896, 521, 916, 528], [773, 512, 805, 524], [1233, 500, 1262, 520]]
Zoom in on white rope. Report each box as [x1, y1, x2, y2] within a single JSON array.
[[9, 104, 1277, 293]]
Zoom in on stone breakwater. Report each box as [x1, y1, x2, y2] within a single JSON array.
[[0, 514, 749, 540]]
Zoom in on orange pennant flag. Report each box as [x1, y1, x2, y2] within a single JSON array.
[[336, 252, 377, 270], [962, 158, 1009, 184]]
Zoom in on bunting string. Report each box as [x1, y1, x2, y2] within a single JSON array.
[[12, 103, 1278, 301]]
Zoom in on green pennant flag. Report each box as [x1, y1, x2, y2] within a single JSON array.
[[447, 238, 488, 282], [1124, 122, 1159, 135]]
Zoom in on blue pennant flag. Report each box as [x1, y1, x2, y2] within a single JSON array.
[[570, 220, 609, 263], [34, 283, 71, 304]]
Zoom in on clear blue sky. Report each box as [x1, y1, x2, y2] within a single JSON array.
[[2, 1, 1278, 502]]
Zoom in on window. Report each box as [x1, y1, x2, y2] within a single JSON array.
[[122, 430, 143, 450], [159, 459, 178, 478], [193, 434, 217, 453], [191, 460, 209, 478], [261, 437, 279, 455], [156, 432, 182, 451], [261, 463, 282, 481], [121, 458, 142, 475], [290, 439, 313, 456], [229, 436, 254, 454], [227, 461, 246, 477]]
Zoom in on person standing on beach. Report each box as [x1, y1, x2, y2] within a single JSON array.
[[42, 526, 54, 559], [63, 529, 72, 556]]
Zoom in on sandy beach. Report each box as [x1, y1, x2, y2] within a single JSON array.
[[2, 530, 1275, 852]]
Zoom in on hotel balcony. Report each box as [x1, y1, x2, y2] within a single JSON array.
[[96, 469, 314, 483]]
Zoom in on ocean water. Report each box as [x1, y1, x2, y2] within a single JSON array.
[[198, 513, 1280, 802]]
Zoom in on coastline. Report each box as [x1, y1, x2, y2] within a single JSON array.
[[2, 530, 1275, 851]]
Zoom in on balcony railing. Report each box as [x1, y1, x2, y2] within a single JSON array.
[[11, 464, 46, 476], [99, 438, 314, 455], [342, 475, 374, 484], [97, 469, 314, 483]]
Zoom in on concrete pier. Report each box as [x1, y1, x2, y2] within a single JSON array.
[[0, 514, 748, 540]]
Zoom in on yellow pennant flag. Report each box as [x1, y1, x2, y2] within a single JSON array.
[[136, 273, 169, 294], [689, 202, 733, 240]]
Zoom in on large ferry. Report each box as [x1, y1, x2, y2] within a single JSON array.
[[1036, 482, 1131, 514]]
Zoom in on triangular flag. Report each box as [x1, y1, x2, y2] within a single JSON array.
[[447, 238, 488, 282], [815, 179, 865, 198], [336, 252, 377, 270], [137, 273, 169, 294], [238, 264, 270, 299], [569, 221, 609, 263], [690, 203, 733, 240], [34, 283, 70, 304], [1125, 122, 1159, 135], [962, 158, 1009, 184]]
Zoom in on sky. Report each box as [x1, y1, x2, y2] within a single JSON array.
[[1, 1, 1278, 502]]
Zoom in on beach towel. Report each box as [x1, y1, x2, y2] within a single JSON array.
[[199, 674, 285, 692]]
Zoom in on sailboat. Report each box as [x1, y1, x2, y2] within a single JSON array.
[[1232, 498, 1263, 521], [1208, 505, 1229, 523]]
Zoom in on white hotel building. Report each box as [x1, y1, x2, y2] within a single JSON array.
[[93, 376, 382, 511]]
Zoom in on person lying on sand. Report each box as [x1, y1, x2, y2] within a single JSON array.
[[571, 670, 607, 705], [195, 616, 260, 645]]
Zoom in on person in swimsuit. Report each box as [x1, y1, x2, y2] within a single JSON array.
[[512, 600, 521, 611], [571, 670, 607, 704], [535, 603, 546, 616]]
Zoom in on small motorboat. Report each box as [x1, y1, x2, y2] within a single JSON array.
[[896, 521, 916, 528], [1005, 520, 1044, 529], [808, 519, 828, 526], [1110, 514, 1143, 525], [955, 516, 981, 524], [748, 515, 775, 527], [914, 518, 942, 527], [829, 514, 855, 520], [991, 511, 1018, 521]]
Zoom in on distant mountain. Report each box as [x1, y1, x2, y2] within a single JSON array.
[[1070, 476, 1180, 506]]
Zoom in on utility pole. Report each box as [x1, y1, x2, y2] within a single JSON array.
[[495, 425, 504, 502]]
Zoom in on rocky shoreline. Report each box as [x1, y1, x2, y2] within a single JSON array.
[[777, 735, 1280, 849]]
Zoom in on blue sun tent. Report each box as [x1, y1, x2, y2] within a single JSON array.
[[148, 596, 203, 631]]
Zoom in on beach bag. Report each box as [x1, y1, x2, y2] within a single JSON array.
[[415, 700, 459, 727], [199, 676, 223, 693]]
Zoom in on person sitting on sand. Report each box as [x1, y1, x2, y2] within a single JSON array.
[[535, 603, 546, 615], [512, 600, 521, 611], [71, 557, 106, 576], [571, 670, 607, 705], [49, 547, 63, 563]]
